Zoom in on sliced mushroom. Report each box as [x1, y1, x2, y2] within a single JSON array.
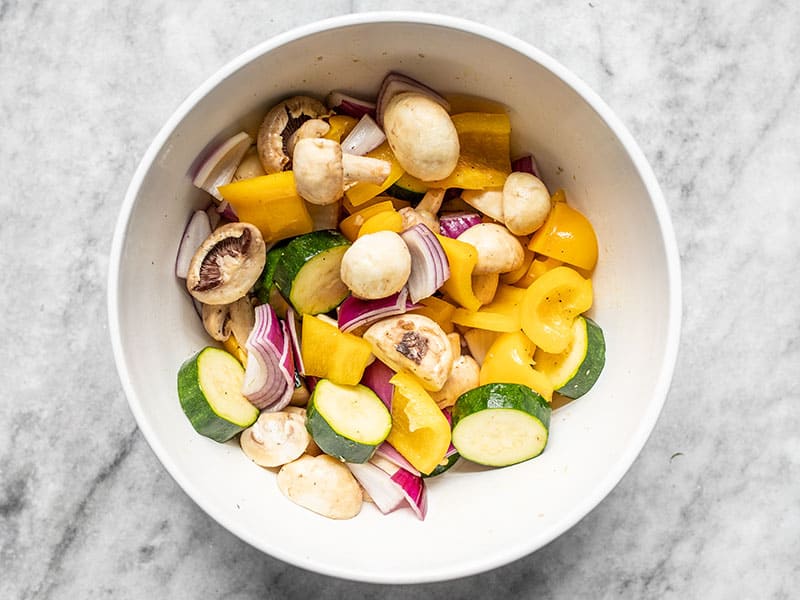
[[240, 411, 310, 468], [201, 296, 254, 342], [257, 96, 328, 173], [277, 454, 363, 519], [186, 222, 266, 305], [430, 355, 481, 409], [292, 138, 391, 205], [457, 223, 525, 275], [363, 314, 453, 391]]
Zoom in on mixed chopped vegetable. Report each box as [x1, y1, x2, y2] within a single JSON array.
[[175, 72, 606, 520]]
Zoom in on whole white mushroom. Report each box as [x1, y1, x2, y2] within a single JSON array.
[[340, 231, 412, 299]]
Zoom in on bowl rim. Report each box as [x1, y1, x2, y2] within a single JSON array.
[[108, 10, 682, 584]]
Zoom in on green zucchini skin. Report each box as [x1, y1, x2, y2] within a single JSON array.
[[177, 347, 258, 443], [424, 452, 460, 477], [452, 383, 551, 467], [272, 230, 350, 315], [557, 317, 605, 399], [254, 243, 286, 305], [306, 380, 391, 463], [385, 182, 426, 203]]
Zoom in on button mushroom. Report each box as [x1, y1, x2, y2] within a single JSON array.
[[240, 411, 311, 468], [502, 172, 551, 235], [363, 314, 454, 391], [201, 296, 255, 343], [277, 454, 363, 519], [430, 355, 481, 409], [285, 118, 331, 158], [340, 231, 412, 300], [292, 138, 391, 206], [232, 146, 266, 182], [398, 188, 445, 232], [460, 188, 505, 222], [382, 92, 460, 181], [186, 222, 266, 305], [257, 96, 328, 173], [456, 223, 525, 275]]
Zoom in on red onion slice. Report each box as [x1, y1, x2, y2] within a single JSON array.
[[338, 289, 415, 333], [341, 114, 386, 156], [511, 154, 541, 179], [175, 210, 211, 279], [242, 304, 295, 410], [376, 72, 451, 127], [438, 212, 482, 239], [192, 131, 252, 201], [285, 306, 305, 375], [369, 455, 427, 520], [325, 91, 377, 119], [347, 462, 406, 514], [360, 359, 395, 410], [374, 442, 421, 477], [400, 224, 451, 303]]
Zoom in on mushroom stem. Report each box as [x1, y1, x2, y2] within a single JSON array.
[[342, 154, 391, 186], [416, 188, 445, 214]]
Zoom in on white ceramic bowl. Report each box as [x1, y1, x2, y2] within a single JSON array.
[[109, 12, 681, 584]]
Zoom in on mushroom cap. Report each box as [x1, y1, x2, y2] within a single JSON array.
[[186, 222, 266, 305], [240, 411, 311, 468], [292, 138, 344, 206], [457, 223, 525, 275], [382, 92, 460, 181], [256, 96, 328, 174], [277, 454, 363, 519], [340, 231, 412, 299], [502, 172, 551, 235]]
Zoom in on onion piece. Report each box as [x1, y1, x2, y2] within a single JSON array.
[[192, 131, 253, 201], [400, 224, 451, 303], [286, 306, 305, 375], [347, 462, 406, 514], [326, 91, 377, 119], [375, 72, 451, 127], [341, 114, 386, 156], [438, 212, 482, 239], [360, 359, 395, 410], [216, 200, 239, 222], [374, 442, 421, 477], [175, 210, 212, 279], [370, 455, 427, 520], [242, 304, 295, 410], [511, 154, 541, 179], [337, 289, 415, 333]]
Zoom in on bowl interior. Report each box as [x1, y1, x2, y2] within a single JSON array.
[[110, 15, 679, 583]]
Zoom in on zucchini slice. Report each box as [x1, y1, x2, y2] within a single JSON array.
[[177, 347, 259, 443], [306, 379, 392, 463], [451, 383, 551, 467], [273, 230, 350, 315], [534, 316, 605, 399]]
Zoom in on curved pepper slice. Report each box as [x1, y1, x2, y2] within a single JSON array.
[[479, 331, 553, 401], [344, 142, 404, 207], [520, 266, 593, 353], [300, 314, 373, 385], [436, 234, 481, 311], [528, 197, 598, 271], [387, 372, 451, 475], [357, 209, 403, 237], [323, 115, 358, 143], [339, 200, 394, 240], [451, 285, 525, 332]]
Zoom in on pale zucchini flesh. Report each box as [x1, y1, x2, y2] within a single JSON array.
[[452, 408, 548, 467]]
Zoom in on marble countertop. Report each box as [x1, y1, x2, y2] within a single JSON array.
[[2, 1, 798, 598]]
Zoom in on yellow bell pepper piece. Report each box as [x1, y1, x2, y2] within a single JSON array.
[[218, 171, 313, 243], [444, 93, 508, 115], [387, 372, 451, 475], [357, 210, 403, 237], [428, 113, 512, 190], [338, 200, 394, 241], [300, 314, 373, 385], [393, 171, 429, 196], [528, 196, 599, 271], [344, 142, 405, 207], [342, 194, 410, 215], [410, 296, 457, 333], [451, 284, 526, 332], [479, 330, 553, 401], [500, 245, 535, 285], [436, 234, 481, 311], [221, 335, 247, 366], [515, 255, 563, 289], [323, 115, 358, 143], [520, 266, 593, 353]]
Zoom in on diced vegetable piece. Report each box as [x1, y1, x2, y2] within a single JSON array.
[[242, 305, 295, 411], [217, 172, 313, 243], [386, 372, 451, 475], [444, 93, 508, 115], [177, 347, 259, 443], [528, 198, 599, 271], [534, 316, 605, 399], [277, 454, 363, 519], [253, 243, 285, 305], [357, 209, 403, 237], [479, 330, 553, 401], [175, 210, 212, 279], [344, 142, 405, 207], [341, 114, 386, 156], [451, 284, 526, 332], [471, 273, 499, 306], [385, 171, 428, 202], [439, 212, 482, 239], [514, 254, 562, 288], [359, 359, 395, 409], [462, 328, 500, 366], [326, 94, 375, 120], [306, 379, 392, 463], [436, 234, 481, 311], [410, 295, 457, 334], [427, 113, 512, 190], [337, 289, 414, 333], [192, 131, 253, 201], [346, 461, 407, 514], [500, 245, 535, 285], [452, 383, 551, 467], [301, 314, 373, 385], [273, 230, 350, 315], [520, 266, 593, 353], [221, 333, 247, 365], [339, 200, 395, 240], [401, 224, 451, 303], [323, 114, 359, 142]]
